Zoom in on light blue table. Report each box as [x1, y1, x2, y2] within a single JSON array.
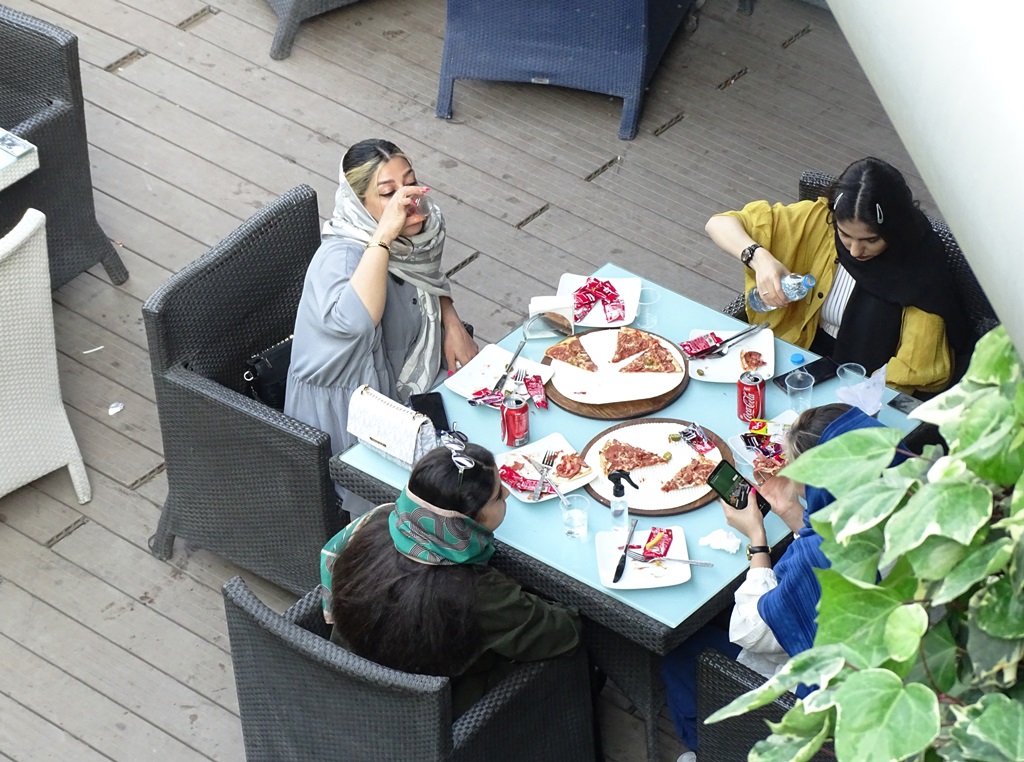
[[334, 262, 915, 760]]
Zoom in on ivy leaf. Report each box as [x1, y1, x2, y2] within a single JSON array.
[[705, 646, 847, 723], [802, 685, 839, 714], [815, 570, 905, 667], [961, 326, 1020, 387], [975, 576, 1024, 639], [932, 538, 1013, 605], [823, 478, 912, 543], [820, 525, 884, 583], [962, 693, 1024, 762], [833, 669, 939, 760], [966, 597, 1024, 688], [751, 717, 832, 762], [906, 535, 971, 582], [904, 621, 959, 694], [780, 427, 903, 493], [892, 449, 939, 481], [880, 555, 922, 599], [955, 393, 1024, 486], [884, 603, 929, 662], [881, 480, 992, 566], [765, 700, 831, 738]]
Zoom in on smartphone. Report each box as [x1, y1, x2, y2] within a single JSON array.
[[887, 392, 922, 415], [410, 392, 450, 432], [773, 356, 840, 391], [707, 460, 772, 515]]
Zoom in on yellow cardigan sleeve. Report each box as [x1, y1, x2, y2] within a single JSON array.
[[886, 307, 952, 394]]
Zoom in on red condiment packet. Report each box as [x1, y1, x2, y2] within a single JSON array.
[[643, 527, 673, 558], [471, 388, 506, 408], [679, 332, 723, 357], [573, 289, 598, 322], [523, 374, 548, 409], [680, 423, 716, 454], [602, 297, 626, 323], [573, 277, 623, 323], [498, 464, 554, 496]]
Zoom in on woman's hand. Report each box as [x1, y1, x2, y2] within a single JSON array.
[[756, 474, 804, 532], [720, 490, 767, 544], [751, 252, 792, 310], [371, 185, 429, 244], [440, 298, 478, 372]]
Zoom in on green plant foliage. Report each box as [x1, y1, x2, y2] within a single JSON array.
[[704, 326, 1024, 761]]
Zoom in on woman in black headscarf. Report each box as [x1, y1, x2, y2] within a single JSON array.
[[706, 157, 974, 394]]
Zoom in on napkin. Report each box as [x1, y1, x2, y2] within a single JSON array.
[[699, 528, 742, 554], [836, 363, 887, 415], [526, 295, 575, 339]]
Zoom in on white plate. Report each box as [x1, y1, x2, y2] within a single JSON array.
[[497, 432, 598, 503], [582, 421, 722, 511], [548, 329, 686, 405], [445, 343, 553, 400], [686, 327, 776, 382], [556, 274, 642, 327], [595, 526, 692, 589], [727, 409, 798, 466]]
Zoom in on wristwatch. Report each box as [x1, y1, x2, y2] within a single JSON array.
[[740, 243, 761, 267], [746, 544, 771, 561]]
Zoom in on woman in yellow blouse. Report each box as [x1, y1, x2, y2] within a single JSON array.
[[706, 157, 973, 394]]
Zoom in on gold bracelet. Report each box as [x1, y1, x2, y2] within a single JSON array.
[[366, 240, 391, 253]]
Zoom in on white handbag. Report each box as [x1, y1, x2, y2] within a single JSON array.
[[346, 385, 437, 469]]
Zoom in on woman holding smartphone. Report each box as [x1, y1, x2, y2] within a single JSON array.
[[660, 404, 907, 762]]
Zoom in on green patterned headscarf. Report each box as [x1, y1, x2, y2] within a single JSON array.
[[388, 487, 495, 566]]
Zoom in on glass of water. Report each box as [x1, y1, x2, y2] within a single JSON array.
[[636, 288, 661, 330], [560, 494, 589, 540]]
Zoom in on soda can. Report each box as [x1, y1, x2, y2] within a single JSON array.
[[737, 372, 766, 423], [500, 395, 530, 447]]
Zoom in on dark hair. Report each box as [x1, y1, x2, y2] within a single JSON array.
[[784, 403, 853, 461], [827, 157, 929, 249], [330, 442, 498, 676], [341, 139, 410, 202]]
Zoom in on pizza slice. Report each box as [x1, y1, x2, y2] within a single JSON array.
[[740, 349, 767, 372], [610, 326, 659, 363], [618, 342, 683, 373], [661, 455, 717, 492], [544, 335, 598, 372], [599, 438, 670, 475], [553, 451, 591, 481]]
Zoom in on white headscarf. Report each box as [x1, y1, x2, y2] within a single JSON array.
[[322, 173, 452, 402]]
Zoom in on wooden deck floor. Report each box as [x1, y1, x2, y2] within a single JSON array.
[[1, 0, 924, 758]]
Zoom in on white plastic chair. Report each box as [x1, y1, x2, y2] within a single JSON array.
[[0, 209, 90, 502]]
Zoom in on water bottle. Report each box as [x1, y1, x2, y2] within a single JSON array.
[[747, 274, 817, 313]]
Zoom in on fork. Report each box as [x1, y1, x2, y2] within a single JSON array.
[[625, 550, 714, 567], [530, 448, 558, 501], [512, 367, 527, 395]]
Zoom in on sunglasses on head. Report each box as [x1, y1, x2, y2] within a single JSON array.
[[439, 426, 473, 485]]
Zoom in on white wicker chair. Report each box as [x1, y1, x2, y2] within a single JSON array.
[[0, 209, 90, 503]]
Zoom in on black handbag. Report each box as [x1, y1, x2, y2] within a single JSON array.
[[243, 336, 293, 410]]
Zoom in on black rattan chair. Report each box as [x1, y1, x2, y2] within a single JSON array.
[[697, 649, 833, 761], [223, 576, 596, 762], [0, 5, 128, 290], [263, 0, 363, 60], [144, 185, 341, 595], [436, 0, 699, 140]]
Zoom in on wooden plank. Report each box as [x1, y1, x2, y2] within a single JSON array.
[[0, 693, 112, 762], [53, 271, 148, 351], [0, 582, 243, 759], [64, 406, 163, 488], [0, 486, 82, 545]]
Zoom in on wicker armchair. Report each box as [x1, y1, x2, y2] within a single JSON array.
[[436, 0, 699, 140], [697, 649, 833, 761], [0, 6, 128, 290], [720, 171, 1000, 349], [223, 576, 596, 761], [143, 185, 341, 595], [263, 0, 363, 60], [0, 209, 90, 503]]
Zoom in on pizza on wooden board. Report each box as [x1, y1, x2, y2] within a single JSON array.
[[598, 438, 670, 475], [740, 349, 767, 372], [661, 455, 717, 492], [544, 335, 598, 372], [618, 342, 683, 373], [610, 326, 659, 363]]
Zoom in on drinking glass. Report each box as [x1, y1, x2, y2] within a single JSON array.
[[636, 288, 660, 330], [785, 368, 815, 413], [560, 494, 589, 540], [837, 362, 867, 387]]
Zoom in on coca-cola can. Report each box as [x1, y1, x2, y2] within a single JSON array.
[[737, 372, 766, 423], [500, 395, 530, 447]]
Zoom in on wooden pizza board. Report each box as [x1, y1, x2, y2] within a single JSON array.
[[580, 418, 734, 516], [541, 329, 690, 420]]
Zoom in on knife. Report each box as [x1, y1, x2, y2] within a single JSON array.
[[490, 339, 527, 394], [531, 458, 553, 501], [689, 322, 767, 359], [612, 518, 639, 583]]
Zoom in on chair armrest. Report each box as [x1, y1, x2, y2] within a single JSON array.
[[722, 293, 748, 321], [6, 98, 73, 143]]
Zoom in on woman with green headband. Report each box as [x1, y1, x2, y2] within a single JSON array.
[[320, 443, 582, 717]]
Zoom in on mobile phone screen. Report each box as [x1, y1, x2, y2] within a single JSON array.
[[707, 460, 771, 515], [409, 392, 450, 432], [773, 356, 840, 391]]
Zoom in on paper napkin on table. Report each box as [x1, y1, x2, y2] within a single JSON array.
[[699, 529, 742, 554], [526, 295, 575, 339], [836, 363, 887, 416]]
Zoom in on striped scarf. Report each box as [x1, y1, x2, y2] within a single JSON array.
[[388, 487, 494, 566]]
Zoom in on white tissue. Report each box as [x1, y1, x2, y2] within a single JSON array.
[[835, 363, 886, 415], [699, 528, 742, 554], [526, 295, 575, 339]]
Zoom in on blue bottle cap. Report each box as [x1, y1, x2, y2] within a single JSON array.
[[790, 352, 805, 364]]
